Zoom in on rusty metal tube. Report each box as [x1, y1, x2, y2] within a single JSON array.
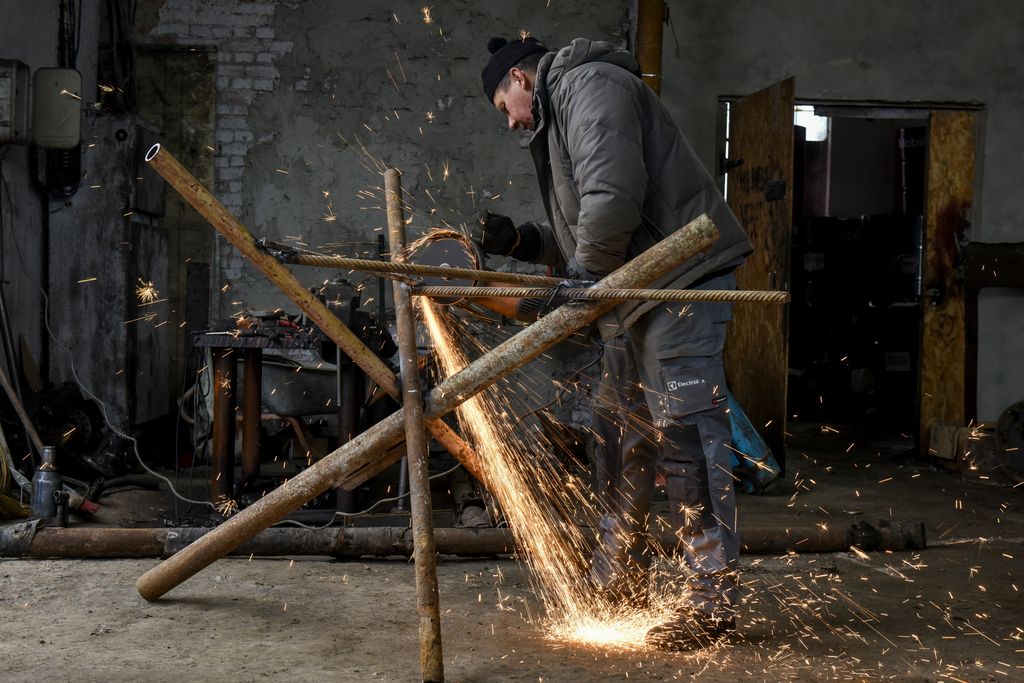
[[211, 348, 236, 500], [636, 0, 666, 95], [22, 527, 169, 558], [387, 168, 445, 683], [241, 348, 262, 490], [143, 144, 484, 488], [0, 524, 516, 559], [413, 286, 790, 304], [135, 211, 717, 602], [0, 522, 924, 559]]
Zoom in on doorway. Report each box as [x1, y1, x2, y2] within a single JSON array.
[[720, 90, 979, 465], [788, 106, 927, 439]]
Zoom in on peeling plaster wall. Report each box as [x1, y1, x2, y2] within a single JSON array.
[[662, 0, 1024, 421], [135, 1, 629, 425], [241, 1, 627, 311], [136, 0, 629, 313]]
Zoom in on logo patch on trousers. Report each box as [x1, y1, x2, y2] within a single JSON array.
[[666, 378, 704, 392]]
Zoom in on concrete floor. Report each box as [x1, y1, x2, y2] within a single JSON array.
[[1, 425, 1021, 681]]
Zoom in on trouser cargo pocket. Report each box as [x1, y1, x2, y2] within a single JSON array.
[[654, 354, 728, 425]]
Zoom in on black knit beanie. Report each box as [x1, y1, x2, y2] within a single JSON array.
[[480, 36, 549, 101]]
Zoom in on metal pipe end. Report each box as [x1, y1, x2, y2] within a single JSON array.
[[144, 143, 161, 162]]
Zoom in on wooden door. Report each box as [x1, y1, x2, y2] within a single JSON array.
[[918, 111, 976, 452], [724, 79, 795, 467]]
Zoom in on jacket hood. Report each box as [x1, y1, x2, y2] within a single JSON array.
[[544, 38, 640, 91], [532, 38, 639, 133]]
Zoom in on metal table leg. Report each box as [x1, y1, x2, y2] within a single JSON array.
[[241, 348, 262, 492], [211, 348, 236, 501]]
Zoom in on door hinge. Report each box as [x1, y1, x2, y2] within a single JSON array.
[[719, 156, 744, 175]]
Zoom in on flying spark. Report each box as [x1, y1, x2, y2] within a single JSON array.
[[135, 279, 159, 303], [421, 300, 675, 650]]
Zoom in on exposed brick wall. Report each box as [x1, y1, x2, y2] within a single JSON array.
[[137, 0, 291, 214]]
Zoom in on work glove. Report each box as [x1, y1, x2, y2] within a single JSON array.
[[565, 257, 601, 285], [472, 210, 520, 256]]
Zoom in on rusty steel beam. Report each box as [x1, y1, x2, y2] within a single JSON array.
[[143, 144, 484, 490], [386, 168, 445, 683], [134, 210, 718, 602]]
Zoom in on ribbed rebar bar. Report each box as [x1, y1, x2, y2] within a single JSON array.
[[412, 286, 790, 304], [279, 250, 572, 287]]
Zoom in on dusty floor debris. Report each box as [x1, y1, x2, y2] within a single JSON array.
[[1, 428, 1020, 681]]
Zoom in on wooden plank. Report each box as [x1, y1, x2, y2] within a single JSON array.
[[919, 111, 976, 450], [725, 79, 795, 467]]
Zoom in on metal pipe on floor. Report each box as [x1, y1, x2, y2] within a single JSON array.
[[134, 209, 718, 602], [386, 168, 445, 683], [143, 144, 486, 490], [0, 521, 924, 559]]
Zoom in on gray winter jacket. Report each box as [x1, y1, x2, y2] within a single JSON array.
[[523, 38, 752, 338]]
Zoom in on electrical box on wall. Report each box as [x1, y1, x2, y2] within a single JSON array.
[[0, 59, 31, 144], [32, 67, 81, 149]]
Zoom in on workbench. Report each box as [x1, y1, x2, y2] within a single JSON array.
[[194, 328, 318, 502]]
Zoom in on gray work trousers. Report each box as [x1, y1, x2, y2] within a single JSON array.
[[590, 272, 740, 616]]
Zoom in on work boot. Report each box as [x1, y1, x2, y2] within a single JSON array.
[[590, 515, 653, 609], [457, 502, 490, 528], [645, 609, 736, 651], [593, 574, 650, 610]]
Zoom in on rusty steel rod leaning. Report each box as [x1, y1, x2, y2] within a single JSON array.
[[135, 210, 718, 602], [386, 169, 444, 683], [143, 144, 484, 489], [277, 249, 572, 287], [413, 285, 790, 304], [1, 521, 925, 559], [0, 359, 44, 462]]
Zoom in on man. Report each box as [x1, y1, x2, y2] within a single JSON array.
[[473, 35, 753, 650]]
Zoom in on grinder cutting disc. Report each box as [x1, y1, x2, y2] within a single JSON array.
[[407, 230, 483, 306]]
